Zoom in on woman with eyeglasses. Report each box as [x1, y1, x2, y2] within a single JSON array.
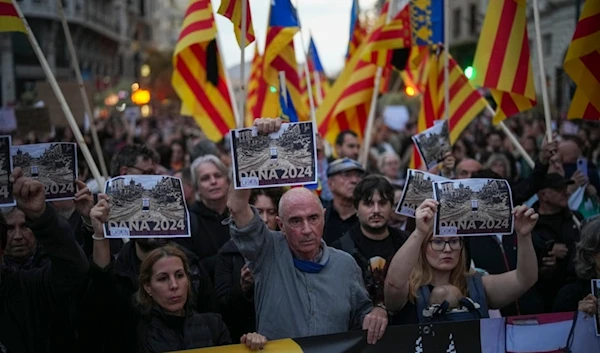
[[384, 199, 540, 324]]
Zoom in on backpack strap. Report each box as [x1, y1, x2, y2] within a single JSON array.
[[466, 273, 490, 318], [416, 285, 431, 323], [338, 233, 356, 255]]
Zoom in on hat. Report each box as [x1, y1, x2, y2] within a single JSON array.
[[327, 158, 365, 177], [538, 173, 574, 191]]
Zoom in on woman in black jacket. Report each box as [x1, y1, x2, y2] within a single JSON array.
[[554, 218, 600, 314], [136, 245, 267, 352]]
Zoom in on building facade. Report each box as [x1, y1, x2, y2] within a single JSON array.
[[1, 0, 155, 106]]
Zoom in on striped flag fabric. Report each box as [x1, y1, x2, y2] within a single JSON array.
[[361, 1, 411, 69], [263, 0, 309, 121], [316, 53, 377, 145], [563, 1, 600, 120], [172, 0, 236, 142], [402, 46, 430, 95], [472, 0, 536, 124], [245, 45, 264, 127], [302, 35, 329, 107], [279, 74, 299, 123], [217, 0, 255, 48], [346, 0, 366, 61], [0, 0, 26, 33]]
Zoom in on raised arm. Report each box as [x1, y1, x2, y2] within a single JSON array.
[[384, 199, 437, 312], [482, 205, 539, 309], [10, 167, 89, 298]]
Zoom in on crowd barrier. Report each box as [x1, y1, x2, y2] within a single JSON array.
[[178, 312, 600, 353]]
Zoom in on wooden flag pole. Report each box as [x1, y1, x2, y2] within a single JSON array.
[[238, 0, 247, 128], [313, 71, 323, 105], [11, 0, 104, 187], [55, 0, 108, 178], [215, 22, 242, 131], [359, 0, 395, 167], [532, 0, 554, 142]]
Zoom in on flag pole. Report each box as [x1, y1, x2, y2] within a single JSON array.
[[11, 0, 104, 187], [294, 1, 317, 125], [215, 22, 242, 131], [359, 0, 395, 168], [313, 71, 323, 105], [443, 0, 450, 122], [532, 0, 553, 142], [279, 71, 288, 106], [55, 0, 108, 178], [238, 0, 247, 128]]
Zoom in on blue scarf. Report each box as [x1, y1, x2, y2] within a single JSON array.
[[293, 257, 328, 273]]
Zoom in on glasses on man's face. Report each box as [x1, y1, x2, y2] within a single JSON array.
[[128, 165, 156, 175], [429, 238, 463, 251]]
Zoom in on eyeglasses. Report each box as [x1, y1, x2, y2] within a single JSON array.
[[429, 238, 463, 251], [128, 165, 156, 175]]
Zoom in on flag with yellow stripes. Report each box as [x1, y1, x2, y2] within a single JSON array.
[[346, 0, 366, 61], [172, 0, 236, 142], [0, 0, 26, 33], [263, 0, 309, 121], [217, 0, 255, 48], [472, 0, 536, 124], [245, 45, 263, 127], [563, 1, 600, 120]]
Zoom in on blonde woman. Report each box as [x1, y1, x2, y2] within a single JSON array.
[[384, 199, 539, 323]]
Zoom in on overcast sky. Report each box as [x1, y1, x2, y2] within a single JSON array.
[[211, 0, 379, 77]]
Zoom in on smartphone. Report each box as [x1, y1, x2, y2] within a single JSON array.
[[538, 240, 555, 264], [577, 157, 589, 177]]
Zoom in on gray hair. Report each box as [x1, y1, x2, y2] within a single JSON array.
[[377, 151, 400, 173], [190, 154, 230, 190], [484, 153, 512, 178], [575, 218, 600, 280]]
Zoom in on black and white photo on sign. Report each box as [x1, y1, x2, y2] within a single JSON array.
[[11, 143, 77, 201], [396, 169, 448, 218], [0, 136, 15, 207], [411, 120, 451, 170], [230, 121, 317, 189], [432, 178, 514, 237], [103, 175, 191, 239], [593, 279, 600, 336]]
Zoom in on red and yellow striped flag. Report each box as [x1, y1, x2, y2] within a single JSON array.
[[0, 0, 26, 33], [347, 0, 367, 61], [361, 2, 411, 68], [316, 55, 377, 145], [401, 47, 430, 95], [563, 1, 600, 120], [172, 0, 236, 142], [472, 0, 536, 124], [262, 1, 308, 121], [217, 0, 255, 48], [245, 45, 267, 126]]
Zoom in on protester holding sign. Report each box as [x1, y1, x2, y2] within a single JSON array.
[[384, 199, 539, 324], [0, 167, 89, 353], [227, 118, 388, 345]]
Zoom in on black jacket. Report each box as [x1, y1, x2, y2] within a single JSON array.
[[467, 234, 544, 315], [553, 277, 593, 313], [531, 206, 581, 312], [138, 308, 230, 353], [0, 206, 89, 353], [214, 239, 255, 343], [79, 241, 217, 353], [176, 201, 231, 280]]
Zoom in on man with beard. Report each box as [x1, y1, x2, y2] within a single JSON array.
[[79, 194, 216, 353], [332, 175, 408, 323]]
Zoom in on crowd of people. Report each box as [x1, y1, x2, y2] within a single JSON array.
[[1, 111, 600, 353]]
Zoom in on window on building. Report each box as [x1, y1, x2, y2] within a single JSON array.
[[469, 4, 477, 34], [542, 33, 552, 55], [453, 8, 461, 38]]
